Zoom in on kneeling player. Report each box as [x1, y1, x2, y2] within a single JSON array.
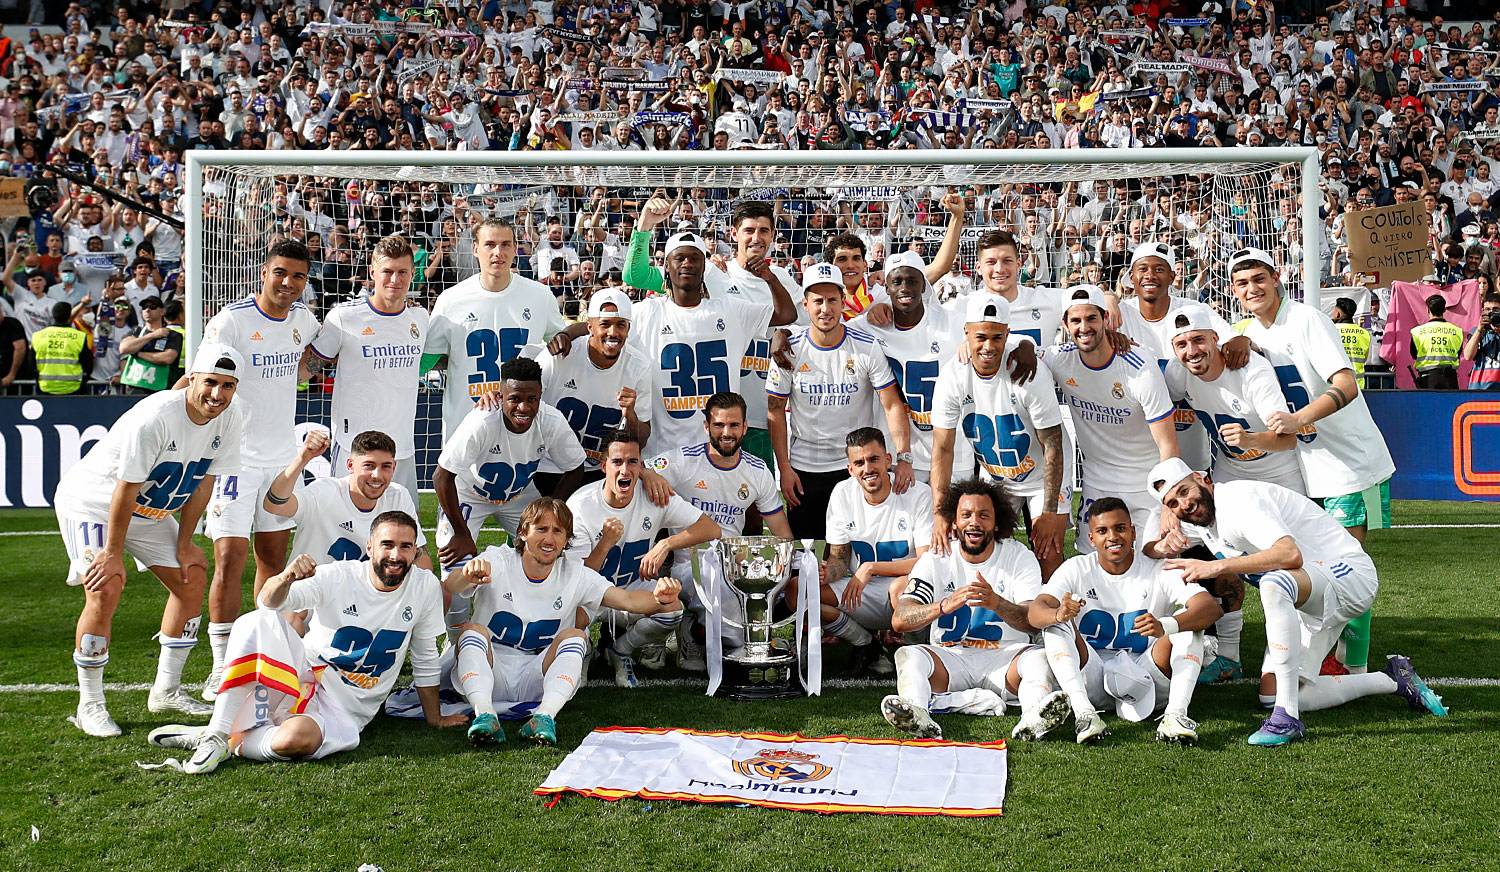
[[1028, 497, 1222, 744], [448, 499, 684, 746], [881, 480, 1053, 740], [151, 512, 462, 773], [1148, 459, 1448, 747]]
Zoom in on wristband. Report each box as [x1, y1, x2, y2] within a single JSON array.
[[1159, 616, 1180, 636]]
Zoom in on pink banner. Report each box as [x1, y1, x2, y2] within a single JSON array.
[[1379, 280, 1482, 388]]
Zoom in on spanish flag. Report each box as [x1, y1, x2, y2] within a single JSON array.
[[218, 651, 301, 699], [842, 281, 878, 320]]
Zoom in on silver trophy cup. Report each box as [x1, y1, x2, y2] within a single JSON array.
[[697, 536, 800, 699]]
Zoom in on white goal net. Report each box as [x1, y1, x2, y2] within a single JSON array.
[[188, 149, 1320, 488]]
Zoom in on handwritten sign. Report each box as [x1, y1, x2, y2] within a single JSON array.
[[1346, 201, 1432, 286]]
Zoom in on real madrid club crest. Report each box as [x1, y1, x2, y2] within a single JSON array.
[[402, 606, 413, 622], [1031, 307, 1040, 320], [731, 748, 832, 783], [523, 307, 533, 321], [553, 596, 564, 610], [844, 358, 855, 375], [292, 328, 302, 344], [716, 318, 725, 332], [930, 341, 940, 354], [1111, 381, 1125, 400], [737, 482, 750, 500], [211, 435, 221, 450], [642, 517, 653, 531], [410, 321, 421, 339]]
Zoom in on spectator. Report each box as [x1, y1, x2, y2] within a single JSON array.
[[1462, 294, 1500, 391], [0, 309, 27, 395], [1409, 294, 1465, 390], [117, 296, 184, 393], [30, 300, 90, 396]]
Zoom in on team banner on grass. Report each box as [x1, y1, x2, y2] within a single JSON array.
[[535, 727, 1008, 816]]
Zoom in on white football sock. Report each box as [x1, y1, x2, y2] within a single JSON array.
[[207, 622, 233, 672], [205, 684, 253, 740], [454, 630, 496, 718], [1259, 571, 1304, 718], [617, 611, 681, 656], [1164, 631, 1204, 717], [1013, 648, 1053, 717], [236, 724, 289, 762], [445, 592, 473, 642], [1298, 672, 1397, 712], [537, 637, 588, 718], [1214, 610, 1243, 661], [826, 612, 874, 646], [893, 646, 934, 712], [73, 636, 109, 708], [1042, 624, 1093, 719], [153, 617, 200, 693]]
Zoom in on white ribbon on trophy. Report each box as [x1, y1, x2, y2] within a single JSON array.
[[793, 540, 822, 696], [699, 544, 727, 698]]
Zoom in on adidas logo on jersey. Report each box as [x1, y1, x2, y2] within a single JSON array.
[[660, 325, 673, 335], [798, 363, 812, 373], [564, 379, 577, 389], [165, 440, 178, 452], [464, 313, 478, 323], [340, 520, 355, 532], [695, 480, 709, 490], [503, 591, 513, 601], [489, 444, 506, 454], [343, 604, 359, 616], [1065, 378, 1079, 387], [361, 326, 376, 336], [250, 331, 264, 341], [1084, 588, 1098, 601]]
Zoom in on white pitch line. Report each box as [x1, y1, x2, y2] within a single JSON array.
[[2, 677, 1496, 694]]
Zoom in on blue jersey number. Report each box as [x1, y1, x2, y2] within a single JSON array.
[[1078, 608, 1150, 653], [1196, 410, 1256, 459], [742, 337, 771, 382], [328, 537, 364, 562], [555, 396, 625, 459], [887, 358, 939, 431], [935, 605, 1005, 645], [661, 340, 730, 420], [850, 540, 911, 566], [601, 539, 653, 587], [486, 610, 562, 653], [1272, 364, 1317, 444], [962, 412, 1031, 471], [138, 458, 214, 512], [325, 626, 409, 679], [475, 459, 541, 502], [466, 327, 529, 395]]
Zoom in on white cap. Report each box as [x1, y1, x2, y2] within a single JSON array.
[[1168, 307, 1217, 340], [1130, 240, 1177, 272], [1061, 284, 1109, 319], [1227, 246, 1276, 276], [801, 262, 844, 293], [1146, 457, 1198, 504], [884, 250, 932, 292], [188, 342, 246, 379], [1102, 653, 1157, 722], [585, 287, 633, 320], [664, 231, 708, 257], [963, 293, 1011, 325]]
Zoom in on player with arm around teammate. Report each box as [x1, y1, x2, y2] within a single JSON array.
[[151, 511, 463, 773], [448, 499, 684, 746], [1147, 459, 1448, 747], [57, 343, 246, 736]]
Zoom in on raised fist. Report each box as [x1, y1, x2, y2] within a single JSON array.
[[463, 558, 492, 586], [287, 553, 318, 581]]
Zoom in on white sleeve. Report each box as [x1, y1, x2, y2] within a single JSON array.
[[1244, 357, 1293, 424], [1130, 360, 1176, 423], [115, 412, 165, 484], [663, 493, 708, 530], [863, 342, 897, 391], [1018, 362, 1063, 429], [1300, 308, 1355, 383], [202, 308, 235, 345], [564, 492, 598, 559], [929, 365, 965, 430], [1225, 491, 1297, 553], [310, 307, 343, 360], [278, 568, 331, 612], [542, 407, 588, 472], [1163, 360, 1189, 402], [394, 485, 427, 549], [900, 552, 941, 603], [1005, 545, 1044, 603], [630, 353, 654, 423], [766, 351, 793, 398], [423, 304, 451, 356], [824, 483, 853, 546], [206, 409, 243, 476], [407, 574, 446, 686], [436, 408, 489, 473], [1041, 556, 1087, 600], [908, 483, 934, 545]]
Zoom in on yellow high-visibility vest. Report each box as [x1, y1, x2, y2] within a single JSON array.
[[32, 325, 87, 395], [1337, 322, 1371, 385], [1411, 320, 1464, 372]]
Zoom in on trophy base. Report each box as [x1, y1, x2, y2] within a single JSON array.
[[718, 654, 802, 701]]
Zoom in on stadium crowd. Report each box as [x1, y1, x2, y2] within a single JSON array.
[[2, 0, 1500, 392]]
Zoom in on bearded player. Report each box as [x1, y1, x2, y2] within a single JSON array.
[[56, 343, 245, 736], [447, 499, 686, 746], [150, 511, 462, 773]]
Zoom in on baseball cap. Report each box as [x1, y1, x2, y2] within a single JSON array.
[[1147, 457, 1198, 504], [1102, 652, 1157, 722], [801, 261, 843, 293], [1226, 246, 1276, 276], [1130, 240, 1177, 272], [188, 341, 245, 379], [1168, 307, 1216, 340], [884, 250, 932, 290], [585, 287, 633, 320], [664, 231, 707, 257], [963, 293, 1011, 325], [1062, 284, 1109, 318]]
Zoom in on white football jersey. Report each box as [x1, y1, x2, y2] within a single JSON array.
[[463, 545, 611, 663], [1180, 479, 1368, 571], [648, 442, 783, 536], [55, 389, 244, 521], [1004, 284, 1068, 347], [1045, 345, 1175, 495], [765, 325, 898, 473], [436, 404, 587, 504], [284, 560, 446, 728], [566, 483, 705, 589], [628, 293, 774, 455], [932, 343, 1064, 499], [902, 540, 1042, 648], [824, 476, 932, 566], [290, 477, 426, 564], [1164, 353, 1306, 492], [718, 260, 804, 429], [203, 296, 320, 468], [536, 333, 654, 471], [1235, 298, 1395, 497], [851, 303, 965, 473], [425, 273, 566, 439], [1119, 298, 1235, 472], [1045, 552, 1206, 655], [310, 298, 429, 459]]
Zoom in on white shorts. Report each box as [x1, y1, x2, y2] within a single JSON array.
[[57, 509, 180, 585], [1075, 486, 1158, 554], [486, 652, 548, 708], [925, 641, 1033, 695], [1293, 556, 1378, 678], [206, 464, 297, 540], [827, 575, 895, 631], [1008, 484, 1073, 524], [330, 443, 420, 507], [295, 684, 364, 760], [435, 484, 540, 569]]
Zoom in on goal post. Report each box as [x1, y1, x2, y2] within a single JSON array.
[[184, 147, 1320, 487]]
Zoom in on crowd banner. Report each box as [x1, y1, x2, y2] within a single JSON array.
[[1346, 201, 1432, 286], [1379, 280, 1481, 389], [1365, 391, 1500, 500]]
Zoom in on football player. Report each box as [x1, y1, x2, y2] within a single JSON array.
[[56, 343, 245, 735]]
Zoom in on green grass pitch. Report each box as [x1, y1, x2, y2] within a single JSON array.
[[1, 498, 1497, 871]]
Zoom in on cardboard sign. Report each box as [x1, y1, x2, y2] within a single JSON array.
[[1346, 201, 1432, 286], [0, 178, 28, 218]]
